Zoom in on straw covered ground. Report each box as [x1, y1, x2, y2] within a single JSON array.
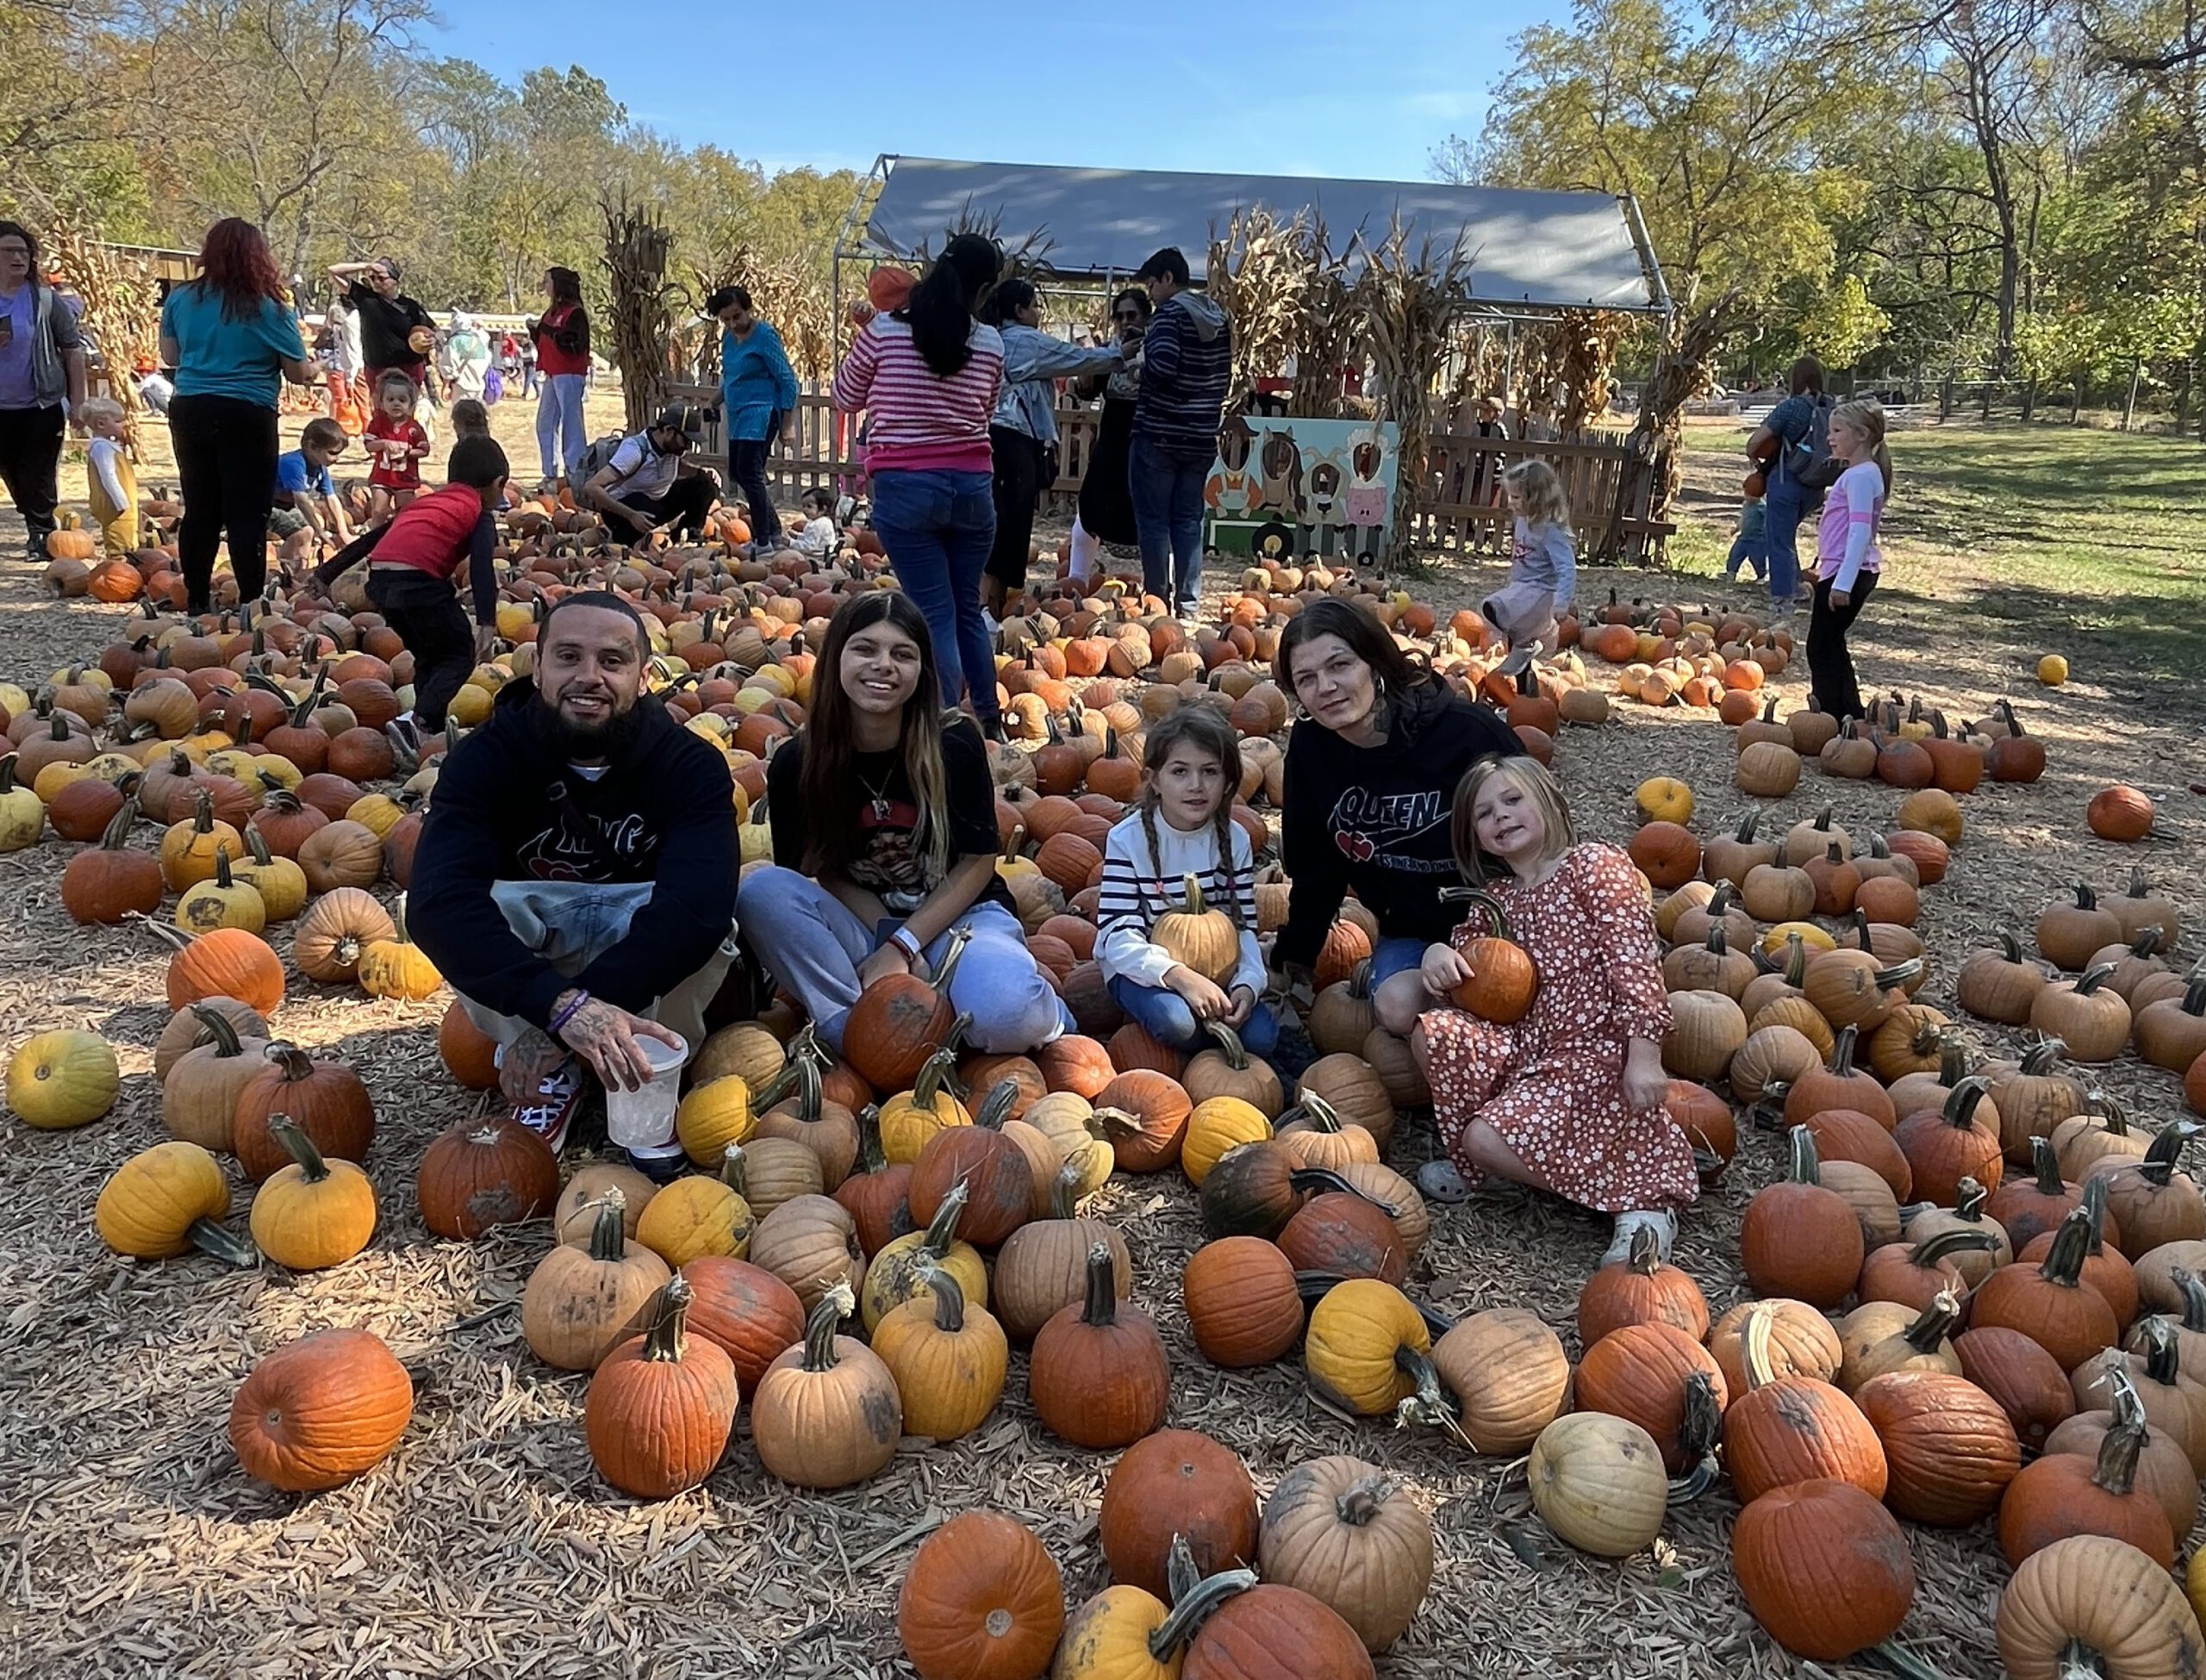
[[0, 415, 2199, 1678]]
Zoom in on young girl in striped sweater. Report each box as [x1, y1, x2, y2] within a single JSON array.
[[1097, 706, 1278, 1057]]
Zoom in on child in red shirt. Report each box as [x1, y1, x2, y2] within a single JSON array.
[[311, 434, 508, 752], [364, 370, 431, 520]]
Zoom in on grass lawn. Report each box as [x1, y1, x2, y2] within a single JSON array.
[[1669, 420, 2206, 693]]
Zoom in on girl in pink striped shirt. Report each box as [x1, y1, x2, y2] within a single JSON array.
[[1807, 398, 1891, 720], [832, 233, 1006, 732]]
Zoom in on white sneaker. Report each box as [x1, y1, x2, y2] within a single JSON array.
[[1602, 1208, 1678, 1266]]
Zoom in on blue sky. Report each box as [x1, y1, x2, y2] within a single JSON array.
[[439, 0, 1535, 183]]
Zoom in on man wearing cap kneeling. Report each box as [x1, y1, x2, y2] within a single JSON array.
[[581, 404, 722, 542], [408, 589, 739, 1173]]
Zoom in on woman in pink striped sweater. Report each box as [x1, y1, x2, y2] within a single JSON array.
[[832, 233, 1007, 732]]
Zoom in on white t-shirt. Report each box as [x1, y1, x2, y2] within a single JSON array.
[[791, 516, 838, 557], [334, 309, 364, 377], [602, 432, 682, 502]]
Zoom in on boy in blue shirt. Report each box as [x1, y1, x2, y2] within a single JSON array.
[[272, 416, 352, 547]]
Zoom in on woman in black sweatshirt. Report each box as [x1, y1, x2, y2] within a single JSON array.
[[1271, 598, 1523, 1036]]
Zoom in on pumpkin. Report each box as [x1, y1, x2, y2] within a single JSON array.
[[1441, 890, 1538, 1024], [678, 1254, 805, 1392], [1174, 1565, 1379, 1680], [1997, 1535, 2206, 1680], [1152, 873, 1241, 986], [862, 1178, 988, 1331], [2019, 1182, 2139, 1325], [1709, 1298, 1843, 1399], [357, 921, 440, 1001], [95, 1139, 257, 1265], [897, 1510, 1063, 1680], [1724, 1304, 1888, 1502], [1292, 1055, 1396, 1153], [2045, 1382, 2203, 1543], [1276, 1192, 1406, 1287], [995, 1163, 1131, 1341], [1181, 1094, 1273, 1189], [2041, 883, 2123, 972], [674, 1072, 755, 1167], [872, 1265, 1008, 1442], [1030, 1243, 1170, 1448], [751, 1282, 903, 1487], [845, 928, 969, 1092], [1576, 1220, 1708, 1346], [835, 1111, 916, 1258], [1095, 1067, 1193, 1173], [1182, 1022, 1284, 1119], [749, 1192, 867, 1310], [2088, 784, 2156, 841], [159, 790, 242, 892], [1802, 951, 1919, 1035], [881, 1048, 974, 1167], [522, 1190, 671, 1370], [1633, 775, 1693, 825], [249, 1116, 377, 1270], [1837, 1291, 1964, 1393], [1100, 1429, 1258, 1601], [152, 994, 268, 1082], [909, 1089, 1036, 1248], [1892, 1076, 2004, 1206], [1860, 1227, 2003, 1313], [1988, 1039, 2090, 1166], [230, 1043, 374, 1182], [2138, 977, 2206, 1074], [229, 1327, 414, 1491], [753, 1051, 859, 1190], [1257, 1457, 1433, 1656], [1731, 1479, 1916, 1660], [2032, 963, 2134, 1063], [414, 1114, 558, 1238], [1956, 1326, 2077, 1453], [1417, 1307, 1570, 1453], [1274, 1090, 1381, 1173], [1972, 1207, 2123, 1372], [583, 1276, 739, 1498], [9, 1028, 121, 1130], [1304, 1279, 1443, 1418], [637, 1143, 757, 1269], [1307, 965, 1375, 1055], [2107, 864, 2181, 947], [1742, 1128, 1865, 1307], [292, 887, 396, 985], [2075, 1322, 2206, 1472], [1574, 1325, 1727, 1473], [160, 1004, 269, 1150], [60, 797, 164, 924], [2087, 1122, 2206, 1260], [1527, 1413, 1668, 1558], [1999, 1398, 2177, 1568], [1178, 1235, 1299, 1370], [1661, 989, 1747, 1083], [1960, 932, 2051, 1024]]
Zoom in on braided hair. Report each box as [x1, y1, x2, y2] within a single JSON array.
[[1134, 704, 1246, 927]]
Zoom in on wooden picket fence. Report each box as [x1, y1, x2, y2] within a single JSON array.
[[664, 388, 1672, 562]]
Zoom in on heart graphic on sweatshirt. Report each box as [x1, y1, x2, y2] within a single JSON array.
[[1337, 830, 1376, 862]]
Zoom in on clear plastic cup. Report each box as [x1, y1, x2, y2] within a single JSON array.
[[603, 1030, 689, 1151]]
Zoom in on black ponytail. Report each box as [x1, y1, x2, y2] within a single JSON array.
[[897, 233, 1000, 378]]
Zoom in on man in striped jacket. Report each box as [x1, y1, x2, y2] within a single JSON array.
[[1129, 247, 1231, 621]]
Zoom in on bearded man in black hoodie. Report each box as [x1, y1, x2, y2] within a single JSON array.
[[410, 593, 738, 1167]]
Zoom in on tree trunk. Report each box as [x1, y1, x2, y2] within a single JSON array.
[[2122, 360, 2141, 432]]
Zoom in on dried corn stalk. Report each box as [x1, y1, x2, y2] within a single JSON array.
[[1207, 207, 1306, 414], [602, 194, 685, 432], [1617, 286, 1753, 561], [47, 217, 161, 433], [1351, 218, 1469, 574], [688, 246, 834, 386], [1287, 212, 1356, 421], [1550, 308, 1630, 437]]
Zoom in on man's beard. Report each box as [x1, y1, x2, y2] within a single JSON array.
[[540, 694, 643, 760]]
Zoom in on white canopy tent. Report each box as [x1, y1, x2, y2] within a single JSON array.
[[839, 154, 1670, 316]]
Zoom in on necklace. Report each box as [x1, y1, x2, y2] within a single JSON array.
[[856, 762, 899, 822]]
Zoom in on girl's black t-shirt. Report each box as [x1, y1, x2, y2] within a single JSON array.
[[347, 282, 435, 370], [767, 719, 1012, 916]]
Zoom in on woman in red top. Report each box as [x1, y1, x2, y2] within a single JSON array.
[[311, 434, 508, 751], [531, 266, 591, 484]]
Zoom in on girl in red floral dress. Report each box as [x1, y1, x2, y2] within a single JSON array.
[[1412, 756, 1698, 1263]]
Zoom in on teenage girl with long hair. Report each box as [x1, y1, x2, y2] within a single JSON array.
[[737, 591, 1067, 1056], [1808, 398, 1891, 720], [830, 233, 1007, 732], [1413, 755, 1698, 1266], [159, 217, 320, 613], [532, 265, 591, 483], [1096, 705, 1278, 1057]]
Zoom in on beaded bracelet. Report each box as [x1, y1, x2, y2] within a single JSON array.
[[548, 991, 591, 1037]]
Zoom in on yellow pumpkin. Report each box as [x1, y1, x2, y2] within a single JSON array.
[[1181, 1096, 1273, 1188], [8, 1029, 120, 1129], [1305, 1278, 1436, 1416], [232, 835, 308, 922], [675, 1073, 754, 1166], [634, 1145, 754, 1267], [345, 793, 408, 839], [861, 1182, 988, 1330], [159, 794, 244, 893], [1761, 919, 1839, 957], [869, 1266, 1006, 1441], [249, 1117, 378, 1269], [1634, 777, 1694, 826], [1053, 1585, 1182, 1680], [95, 1140, 258, 1265], [0, 756, 46, 851], [879, 1049, 972, 1166], [174, 847, 267, 936], [2037, 654, 2069, 687], [358, 928, 442, 1001]]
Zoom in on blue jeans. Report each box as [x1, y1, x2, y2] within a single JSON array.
[[736, 868, 1068, 1054], [1108, 975, 1280, 1059], [1763, 477, 1807, 605], [869, 468, 998, 719], [1129, 433, 1208, 612], [1368, 936, 1428, 988], [536, 373, 588, 480]]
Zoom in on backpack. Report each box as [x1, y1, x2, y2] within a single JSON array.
[[574, 432, 630, 485], [1779, 395, 1842, 494]]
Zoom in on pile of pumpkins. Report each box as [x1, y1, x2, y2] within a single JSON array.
[[14, 495, 2204, 1675]]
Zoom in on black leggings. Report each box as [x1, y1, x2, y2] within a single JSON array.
[[987, 425, 1043, 589], [1807, 570, 1878, 720], [727, 437, 782, 542], [170, 394, 277, 611], [0, 404, 65, 554], [367, 568, 473, 731]]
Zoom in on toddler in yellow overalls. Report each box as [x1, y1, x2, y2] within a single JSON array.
[[80, 396, 139, 559]]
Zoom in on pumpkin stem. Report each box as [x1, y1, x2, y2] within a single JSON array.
[[2028, 1135, 2066, 1197], [975, 1078, 1021, 1131], [2071, 961, 2120, 998], [2040, 1206, 2096, 1288], [928, 926, 973, 995], [1045, 1159, 1083, 1221], [1282, 1092, 1346, 1135], [1078, 1241, 1119, 1328], [719, 1142, 749, 1198], [1873, 957, 1923, 992], [919, 1262, 967, 1333], [639, 1274, 695, 1363], [912, 1048, 962, 1112], [1952, 1177, 1988, 1220], [186, 1216, 261, 1269], [1436, 887, 1515, 943], [1666, 1372, 1723, 1505], [1901, 1289, 1961, 1353], [2091, 1397, 2147, 1498], [2175, 1269, 2206, 1335], [1908, 1227, 1998, 1270], [1827, 1024, 1859, 1080], [1334, 1474, 1396, 1526], [2135, 1314, 2184, 1387], [1785, 1125, 1823, 1187], [918, 1179, 969, 1258], [265, 1042, 318, 1085], [188, 1002, 246, 1059], [2139, 1119, 2201, 1188], [1203, 1021, 1251, 1070], [266, 1115, 330, 1183], [1740, 1301, 1779, 1391], [1941, 1075, 1992, 1132], [1617, 1220, 1663, 1277], [2021, 1038, 2067, 1077], [586, 1189, 628, 1262], [1145, 1552, 1258, 1658], [1392, 1346, 1474, 1447], [798, 1281, 857, 1372]]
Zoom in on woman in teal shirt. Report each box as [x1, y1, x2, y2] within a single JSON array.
[[158, 217, 319, 613], [707, 285, 799, 544]]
